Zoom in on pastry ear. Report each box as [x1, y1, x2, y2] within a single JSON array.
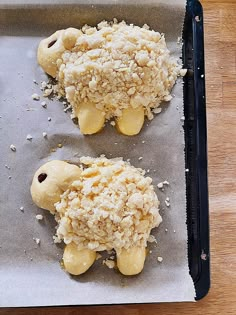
[[62, 27, 82, 50]]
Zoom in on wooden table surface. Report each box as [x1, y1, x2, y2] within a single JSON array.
[[1, 0, 236, 314]]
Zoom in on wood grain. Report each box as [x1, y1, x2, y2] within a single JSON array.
[[1, 1, 236, 314]]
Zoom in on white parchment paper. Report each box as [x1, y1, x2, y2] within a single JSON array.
[[0, 0, 195, 307]]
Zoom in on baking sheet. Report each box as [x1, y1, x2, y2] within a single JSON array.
[[0, 0, 195, 307]]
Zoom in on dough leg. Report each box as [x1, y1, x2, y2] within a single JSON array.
[[75, 102, 105, 135], [116, 107, 145, 136], [116, 246, 146, 275], [63, 243, 96, 275]]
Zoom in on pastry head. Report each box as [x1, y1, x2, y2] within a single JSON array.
[[30, 160, 82, 213]]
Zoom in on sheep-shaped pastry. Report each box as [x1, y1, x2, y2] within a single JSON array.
[[37, 20, 181, 136], [31, 157, 162, 276]]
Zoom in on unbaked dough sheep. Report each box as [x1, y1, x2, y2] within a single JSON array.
[[31, 158, 162, 276], [37, 21, 181, 136]]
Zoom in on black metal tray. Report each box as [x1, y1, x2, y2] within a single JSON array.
[[183, 0, 210, 300], [0, 0, 210, 306]]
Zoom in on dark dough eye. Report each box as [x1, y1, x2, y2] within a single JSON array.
[[38, 173, 47, 183], [48, 39, 57, 48]]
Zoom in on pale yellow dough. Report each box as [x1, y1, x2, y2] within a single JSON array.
[[117, 246, 146, 275], [116, 107, 145, 136], [75, 102, 105, 135], [31, 158, 162, 276], [63, 242, 96, 275], [37, 21, 181, 136]]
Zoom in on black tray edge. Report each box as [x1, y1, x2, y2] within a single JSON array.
[[184, 0, 210, 300]]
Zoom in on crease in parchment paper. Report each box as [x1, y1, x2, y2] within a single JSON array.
[[0, 0, 195, 307]]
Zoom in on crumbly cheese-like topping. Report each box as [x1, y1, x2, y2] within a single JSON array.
[[36, 214, 43, 220], [56, 20, 181, 120], [55, 156, 162, 253]]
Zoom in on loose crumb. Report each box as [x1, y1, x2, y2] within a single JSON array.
[[163, 95, 173, 102], [103, 259, 115, 269], [180, 116, 185, 121], [177, 36, 182, 44], [138, 157, 143, 161], [26, 134, 33, 141], [33, 238, 41, 245], [32, 93, 40, 101], [26, 108, 36, 112], [147, 235, 157, 243], [41, 81, 47, 89], [163, 180, 169, 185], [180, 69, 187, 76], [36, 214, 43, 221], [165, 228, 168, 232], [42, 132, 47, 138], [20, 206, 24, 212], [185, 168, 189, 172], [43, 89, 53, 97], [165, 199, 170, 207], [201, 250, 207, 261], [57, 143, 63, 148], [41, 101, 47, 108], [63, 105, 72, 112], [53, 235, 61, 244], [157, 182, 163, 189], [153, 107, 162, 114], [142, 140, 145, 143], [157, 256, 163, 263], [48, 117, 51, 121], [110, 121, 116, 126], [10, 144, 16, 152]]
